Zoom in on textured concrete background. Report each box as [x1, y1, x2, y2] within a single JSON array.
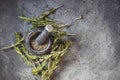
[[0, 0, 120, 80]]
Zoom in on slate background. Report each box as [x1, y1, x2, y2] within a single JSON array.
[[0, 0, 120, 80]]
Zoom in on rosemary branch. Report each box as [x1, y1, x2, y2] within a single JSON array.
[[1, 37, 24, 50]]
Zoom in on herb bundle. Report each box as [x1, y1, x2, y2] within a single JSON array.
[[2, 5, 75, 80]]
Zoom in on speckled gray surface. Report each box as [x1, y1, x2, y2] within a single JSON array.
[[0, 0, 120, 80]]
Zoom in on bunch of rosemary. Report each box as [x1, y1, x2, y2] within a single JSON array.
[[2, 5, 75, 80]]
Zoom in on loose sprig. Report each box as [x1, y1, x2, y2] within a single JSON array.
[[2, 5, 75, 80]]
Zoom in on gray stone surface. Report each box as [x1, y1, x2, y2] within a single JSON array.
[[0, 0, 120, 80]]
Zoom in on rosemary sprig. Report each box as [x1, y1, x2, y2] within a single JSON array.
[[19, 16, 37, 22], [1, 37, 24, 50], [40, 5, 64, 19], [75, 15, 83, 20]]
